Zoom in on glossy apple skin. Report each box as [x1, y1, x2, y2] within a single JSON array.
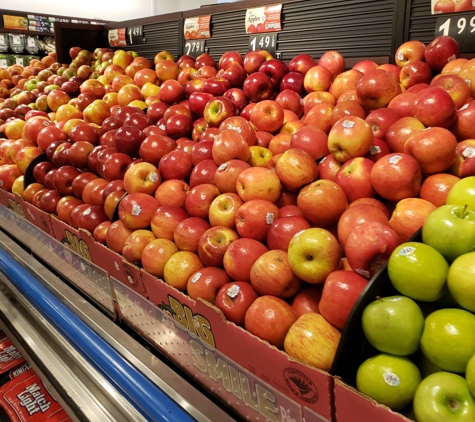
[[215, 282, 259, 326], [150, 204, 188, 240], [424, 35, 461, 71], [414, 372, 475, 422], [420, 173, 460, 207], [122, 229, 156, 264], [291, 288, 322, 318], [118, 192, 160, 230], [411, 87, 457, 129], [284, 313, 341, 372], [267, 216, 311, 251], [244, 296, 297, 349], [197, 226, 239, 267], [163, 251, 204, 292], [186, 267, 230, 304], [345, 221, 401, 279], [319, 270, 368, 330]]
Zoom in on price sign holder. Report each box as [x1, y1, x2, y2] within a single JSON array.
[[127, 25, 145, 45], [184, 39, 206, 58], [435, 12, 475, 51], [248, 33, 278, 56]]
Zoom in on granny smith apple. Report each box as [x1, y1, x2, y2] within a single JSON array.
[[421, 308, 475, 373], [422, 205, 475, 263], [466, 353, 475, 397], [356, 353, 421, 411], [362, 295, 424, 356], [414, 372, 475, 422], [387, 242, 449, 301], [447, 252, 475, 313], [446, 176, 475, 213]]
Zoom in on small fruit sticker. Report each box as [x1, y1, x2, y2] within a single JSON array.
[[383, 372, 400, 387]]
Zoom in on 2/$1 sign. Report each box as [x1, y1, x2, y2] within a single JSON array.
[[246, 3, 282, 57], [160, 295, 303, 422]]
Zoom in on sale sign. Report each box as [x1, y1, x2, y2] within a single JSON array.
[[431, 0, 475, 14], [184, 15, 211, 40], [2, 15, 28, 30], [245, 4, 282, 34]]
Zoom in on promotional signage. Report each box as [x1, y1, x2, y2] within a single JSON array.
[[246, 4, 281, 56], [431, 0, 475, 14], [2, 15, 28, 31], [435, 12, 475, 50], [245, 4, 282, 33], [184, 15, 211, 40], [108, 28, 127, 47], [112, 279, 304, 422], [27, 15, 53, 33]]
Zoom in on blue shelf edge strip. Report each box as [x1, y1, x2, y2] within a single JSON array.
[[0, 247, 194, 422]]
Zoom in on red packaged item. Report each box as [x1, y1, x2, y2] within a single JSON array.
[[0, 369, 66, 421], [0, 338, 25, 374]]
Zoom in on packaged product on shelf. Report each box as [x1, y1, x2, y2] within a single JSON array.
[[0, 34, 9, 53], [37, 37, 55, 54], [25, 36, 40, 55], [0, 54, 9, 68], [7, 34, 25, 54], [12, 55, 27, 67], [0, 337, 24, 374], [0, 369, 70, 421]]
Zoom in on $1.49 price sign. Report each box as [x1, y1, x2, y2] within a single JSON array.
[[184, 40, 205, 58], [249, 33, 277, 56], [435, 13, 475, 51]]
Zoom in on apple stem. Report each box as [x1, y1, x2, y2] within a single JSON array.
[[376, 296, 382, 301], [462, 204, 468, 219]]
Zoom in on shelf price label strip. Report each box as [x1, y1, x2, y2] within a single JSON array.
[[111, 278, 306, 422], [0, 246, 196, 422]]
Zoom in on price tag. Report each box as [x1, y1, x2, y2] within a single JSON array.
[[249, 33, 277, 56], [127, 25, 145, 45], [435, 13, 475, 51], [184, 39, 206, 58]]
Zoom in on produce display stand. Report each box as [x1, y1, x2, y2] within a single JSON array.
[[0, 0, 473, 421]]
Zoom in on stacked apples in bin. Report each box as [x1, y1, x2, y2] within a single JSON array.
[[0, 32, 474, 417]]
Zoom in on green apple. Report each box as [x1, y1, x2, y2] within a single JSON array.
[[422, 205, 475, 262], [466, 353, 475, 397], [287, 228, 341, 284], [414, 372, 475, 422], [356, 353, 421, 411], [362, 295, 424, 356], [421, 308, 475, 373], [387, 242, 449, 302], [447, 252, 475, 313], [446, 176, 475, 213], [417, 352, 442, 378], [24, 79, 38, 91]]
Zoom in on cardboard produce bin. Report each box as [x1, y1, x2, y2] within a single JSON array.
[[134, 269, 334, 422]]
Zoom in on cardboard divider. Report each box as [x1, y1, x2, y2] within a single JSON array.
[[139, 269, 334, 421], [0, 190, 27, 219], [21, 201, 54, 237], [334, 379, 412, 422], [49, 216, 147, 298]]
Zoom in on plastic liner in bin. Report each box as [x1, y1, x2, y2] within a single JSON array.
[[7, 34, 25, 54]]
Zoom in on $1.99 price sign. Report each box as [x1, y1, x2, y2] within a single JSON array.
[[184, 40, 206, 58], [249, 33, 277, 56], [435, 13, 475, 51]]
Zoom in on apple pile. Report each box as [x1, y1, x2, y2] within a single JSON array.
[[355, 176, 475, 422], [0, 34, 474, 381]]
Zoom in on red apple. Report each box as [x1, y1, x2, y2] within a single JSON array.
[[419, 173, 460, 207], [141, 238, 179, 278], [122, 229, 156, 264], [345, 221, 401, 279], [424, 35, 460, 71], [209, 193, 243, 228], [317, 154, 342, 181], [411, 87, 457, 128], [356, 69, 399, 110], [267, 216, 311, 251], [275, 148, 319, 191], [187, 267, 230, 304], [215, 282, 259, 326], [399, 61, 433, 89], [236, 167, 281, 203], [243, 72, 273, 103], [118, 192, 160, 229], [334, 157, 375, 203], [174, 217, 210, 253], [150, 204, 188, 240], [235, 199, 280, 242], [319, 270, 368, 329], [395, 40, 426, 67], [386, 116, 425, 153], [158, 150, 193, 181]]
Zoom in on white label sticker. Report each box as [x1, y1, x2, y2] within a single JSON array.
[[265, 212, 274, 225], [465, 79, 472, 87], [383, 372, 400, 387], [149, 172, 159, 182], [218, 162, 228, 171], [399, 246, 416, 256], [342, 120, 355, 129], [463, 147, 475, 159], [355, 268, 371, 278], [370, 145, 381, 155], [191, 272, 201, 283], [131, 204, 141, 216], [459, 103, 470, 111], [227, 284, 240, 299], [397, 50, 404, 61], [388, 155, 402, 165]]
